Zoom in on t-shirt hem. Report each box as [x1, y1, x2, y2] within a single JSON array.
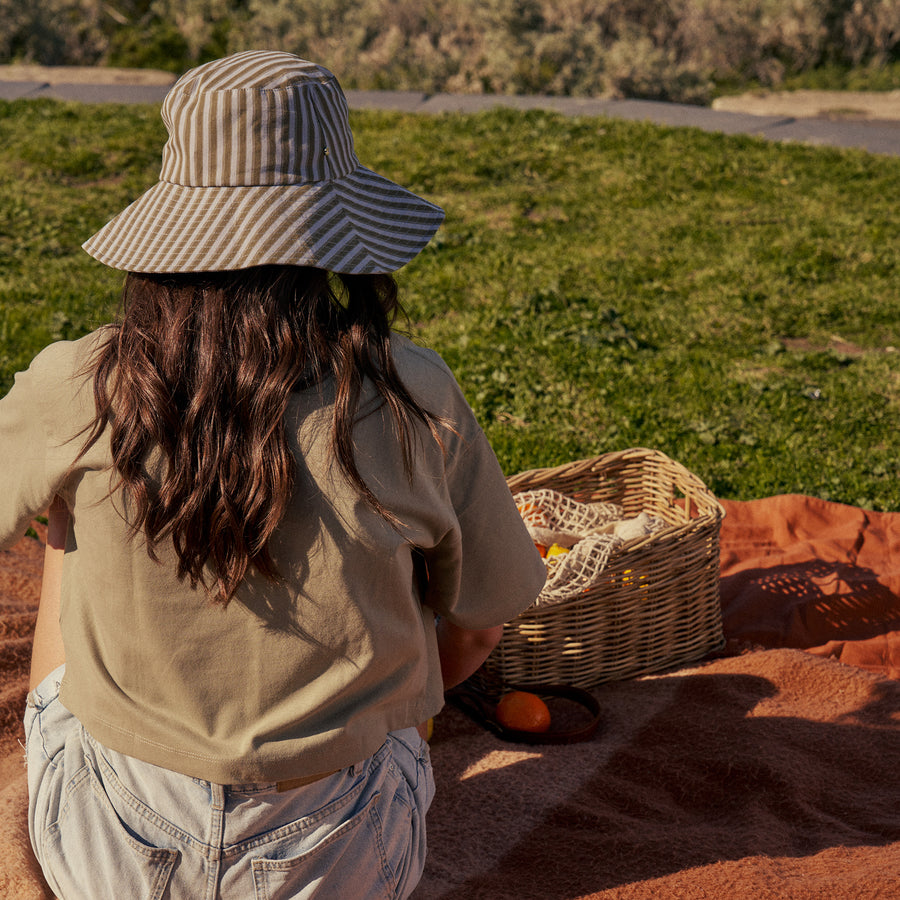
[[67, 692, 443, 785]]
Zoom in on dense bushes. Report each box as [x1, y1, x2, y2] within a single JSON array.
[[1, 0, 899, 102]]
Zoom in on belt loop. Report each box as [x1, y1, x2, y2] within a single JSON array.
[[210, 782, 226, 811]]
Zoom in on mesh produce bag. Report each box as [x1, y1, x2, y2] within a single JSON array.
[[515, 488, 667, 607]]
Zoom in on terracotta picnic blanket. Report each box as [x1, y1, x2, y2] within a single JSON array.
[[1, 494, 898, 899], [718, 494, 900, 679]]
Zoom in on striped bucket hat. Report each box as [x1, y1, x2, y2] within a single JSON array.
[[82, 51, 444, 274]]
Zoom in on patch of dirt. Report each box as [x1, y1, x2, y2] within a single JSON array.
[[0, 65, 175, 86], [780, 336, 900, 355], [712, 89, 900, 122]]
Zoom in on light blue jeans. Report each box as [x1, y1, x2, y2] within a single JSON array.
[[24, 665, 434, 900]]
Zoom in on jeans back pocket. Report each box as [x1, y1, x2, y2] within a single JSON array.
[[42, 765, 179, 900]]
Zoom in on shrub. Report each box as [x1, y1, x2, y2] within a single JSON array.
[[0, 0, 106, 65], [0, 0, 898, 102]]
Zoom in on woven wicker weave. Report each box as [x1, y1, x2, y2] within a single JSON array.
[[480, 447, 726, 689]]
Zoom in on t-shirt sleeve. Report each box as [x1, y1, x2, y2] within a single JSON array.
[[0, 339, 93, 549], [422, 426, 546, 630]]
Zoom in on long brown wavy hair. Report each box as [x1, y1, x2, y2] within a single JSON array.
[[78, 265, 444, 604]]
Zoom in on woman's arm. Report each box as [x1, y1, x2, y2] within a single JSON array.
[[29, 496, 68, 691], [417, 619, 503, 741], [435, 618, 503, 690]]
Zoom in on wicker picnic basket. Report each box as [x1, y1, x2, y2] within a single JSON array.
[[479, 447, 726, 689]]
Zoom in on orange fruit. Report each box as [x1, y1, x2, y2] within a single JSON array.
[[495, 691, 552, 733]]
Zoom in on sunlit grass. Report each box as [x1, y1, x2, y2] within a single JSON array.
[[2, 99, 899, 510]]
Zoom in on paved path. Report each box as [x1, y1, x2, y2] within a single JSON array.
[[1, 75, 898, 158]]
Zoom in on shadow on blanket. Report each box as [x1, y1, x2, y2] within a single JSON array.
[[0, 495, 898, 900], [418, 651, 900, 899], [719, 494, 900, 678], [722, 558, 899, 646]]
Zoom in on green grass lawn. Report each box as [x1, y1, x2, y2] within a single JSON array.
[[2, 99, 899, 510]]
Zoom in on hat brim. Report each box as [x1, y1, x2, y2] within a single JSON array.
[[82, 167, 444, 275]]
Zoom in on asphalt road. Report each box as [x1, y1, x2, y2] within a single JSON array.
[[1, 76, 898, 157]]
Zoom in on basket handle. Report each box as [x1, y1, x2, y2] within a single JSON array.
[[446, 678, 602, 745]]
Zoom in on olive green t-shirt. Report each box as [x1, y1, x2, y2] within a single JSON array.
[[0, 329, 545, 782]]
